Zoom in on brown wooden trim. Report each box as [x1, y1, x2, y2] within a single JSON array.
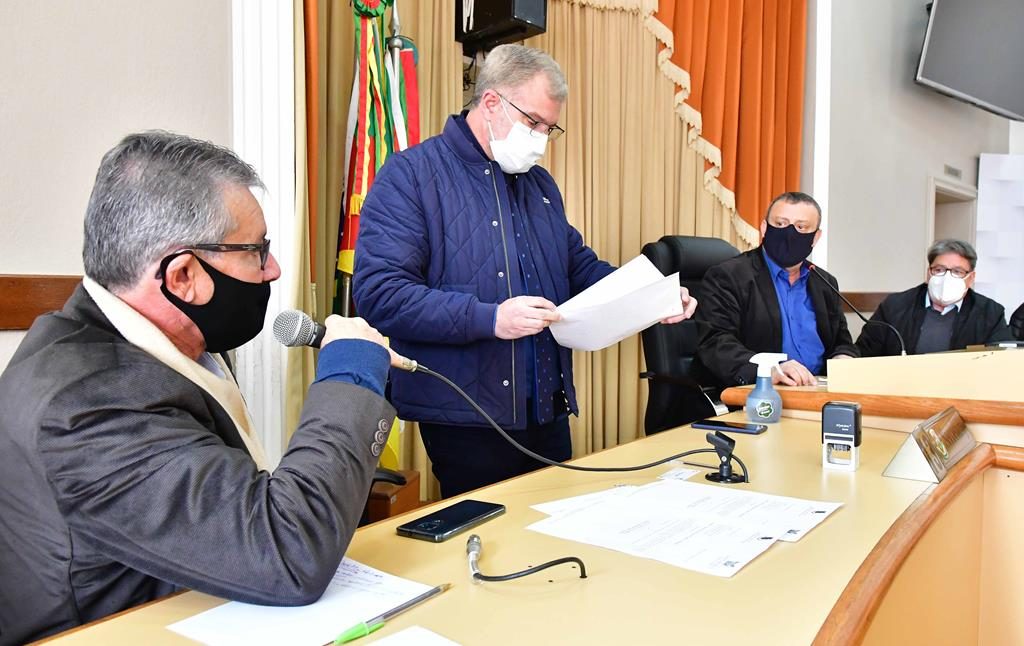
[[840, 292, 890, 314], [720, 387, 1024, 427], [993, 444, 1024, 471], [0, 275, 81, 330], [813, 443, 999, 645]]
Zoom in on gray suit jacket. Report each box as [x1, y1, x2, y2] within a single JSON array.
[[0, 286, 396, 644]]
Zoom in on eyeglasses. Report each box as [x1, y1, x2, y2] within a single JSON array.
[[929, 265, 971, 279], [154, 239, 271, 279], [497, 93, 565, 141], [189, 239, 271, 269]]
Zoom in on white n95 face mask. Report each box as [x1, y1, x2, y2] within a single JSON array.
[[928, 273, 967, 307], [486, 101, 549, 174]]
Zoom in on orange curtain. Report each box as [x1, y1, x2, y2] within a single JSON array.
[[645, 0, 806, 245]]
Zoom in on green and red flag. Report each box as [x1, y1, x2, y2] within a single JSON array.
[[336, 0, 419, 281]]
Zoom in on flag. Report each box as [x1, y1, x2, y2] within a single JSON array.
[[336, 0, 420, 470], [336, 0, 419, 279]]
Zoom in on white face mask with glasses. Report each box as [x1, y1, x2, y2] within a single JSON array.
[[927, 270, 968, 306], [486, 97, 549, 174]]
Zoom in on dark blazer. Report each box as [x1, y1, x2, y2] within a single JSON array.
[[1010, 302, 1024, 341], [695, 248, 859, 387], [855, 284, 1013, 356], [0, 286, 396, 644]]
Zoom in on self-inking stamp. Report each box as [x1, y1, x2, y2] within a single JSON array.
[[821, 401, 861, 471]]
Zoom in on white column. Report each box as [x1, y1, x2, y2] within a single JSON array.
[[231, 0, 297, 467]]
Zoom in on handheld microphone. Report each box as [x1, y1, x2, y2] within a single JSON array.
[[273, 309, 326, 348], [807, 265, 907, 356], [272, 310, 420, 372]]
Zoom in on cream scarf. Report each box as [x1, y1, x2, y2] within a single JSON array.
[[83, 277, 271, 471]]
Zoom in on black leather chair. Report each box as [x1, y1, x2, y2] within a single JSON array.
[[639, 235, 740, 435]]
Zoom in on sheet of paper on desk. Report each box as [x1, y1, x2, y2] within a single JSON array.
[[549, 255, 682, 351], [167, 558, 431, 646], [373, 626, 462, 645], [530, 485, 637, 516], [621, 480, 843, 543], [527, 481, 842, 577], [529, 489, 781, 577]]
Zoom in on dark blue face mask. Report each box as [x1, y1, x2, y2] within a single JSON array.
[[762, 222, 816, 268], [159, 252, 271, 353]]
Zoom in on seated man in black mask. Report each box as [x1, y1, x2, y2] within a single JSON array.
[[0, 132, 402, 643], [695, 191, 858, 387], [855, 239, 1013, 356]]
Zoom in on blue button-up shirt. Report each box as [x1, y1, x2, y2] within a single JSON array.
[[762, 249, 826, 375]]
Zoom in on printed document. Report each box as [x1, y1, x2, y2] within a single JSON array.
[[549, 255, 681, 351], [168, 559, 431, 646], [529, 480, 842, 577]]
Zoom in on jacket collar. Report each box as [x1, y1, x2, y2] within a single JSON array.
[[442, 112, 493, 165]]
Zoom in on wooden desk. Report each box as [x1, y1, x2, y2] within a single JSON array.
[[44, 411, 1013, 646]]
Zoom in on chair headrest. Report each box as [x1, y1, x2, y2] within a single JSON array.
[[641, 235, 740, 280]]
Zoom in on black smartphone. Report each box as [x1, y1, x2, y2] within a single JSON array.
[[396, 500, 506, 542], [691, 420, 768, 435]]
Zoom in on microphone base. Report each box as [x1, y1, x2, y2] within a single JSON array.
[[705, 472, 745, 484]]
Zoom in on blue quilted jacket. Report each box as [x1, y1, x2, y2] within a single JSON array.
[[353, 115, 615, 429]]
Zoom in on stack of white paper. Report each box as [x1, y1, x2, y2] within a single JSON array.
[[528, 480, 842, 577], [168, 559, 432, 645], [549, 255, 682, 351]]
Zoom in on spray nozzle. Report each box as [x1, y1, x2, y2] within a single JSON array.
[[750, 352, 787, 379]]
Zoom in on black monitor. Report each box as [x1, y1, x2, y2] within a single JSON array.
[[916, 0, 1024, 121]]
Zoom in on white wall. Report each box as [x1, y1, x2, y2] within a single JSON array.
[[826, 0, 1009, 292], [0, 1, 233, 278], [0, 1, 232, 369]]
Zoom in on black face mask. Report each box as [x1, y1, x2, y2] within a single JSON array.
[[159, 252, 271, 353], [762, 223, 816, 268]]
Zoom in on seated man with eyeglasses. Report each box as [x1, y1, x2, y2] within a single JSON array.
[[855, 239, 1013, 357], [0, 131, 404, 643]]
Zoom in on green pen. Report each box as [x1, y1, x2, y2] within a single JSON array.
[[328, 582, 452, 644]]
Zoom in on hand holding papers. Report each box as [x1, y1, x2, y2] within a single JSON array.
[[549, 255, 683, 351]]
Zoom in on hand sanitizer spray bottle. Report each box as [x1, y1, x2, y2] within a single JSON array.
[[746, 353, 787, 424]]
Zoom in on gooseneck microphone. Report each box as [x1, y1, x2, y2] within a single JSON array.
[[807, 265, 907, 356], [272, 310, 420, 372]]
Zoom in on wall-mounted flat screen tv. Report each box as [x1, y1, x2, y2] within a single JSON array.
[[916, 0, 1024, 121]]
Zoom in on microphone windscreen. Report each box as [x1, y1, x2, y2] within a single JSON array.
[[273, 310, 319, 347]]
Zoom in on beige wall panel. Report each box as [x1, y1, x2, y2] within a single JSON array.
[[862, 477, 983, 646]]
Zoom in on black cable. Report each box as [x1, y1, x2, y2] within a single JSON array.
[[467, 534, 587, 583], [808, 265, 907, 356], [473, 556, 587, 582], [414, 363, 747, 480]]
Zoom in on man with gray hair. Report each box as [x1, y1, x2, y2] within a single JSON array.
[[0, 131, 401, 643], [353, 44, 696, 497], [855, 238, 1012, 356]]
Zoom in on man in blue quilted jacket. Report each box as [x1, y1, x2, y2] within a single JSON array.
[[354, 45, 697, 497]]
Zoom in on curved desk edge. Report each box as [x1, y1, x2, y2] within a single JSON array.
[[812, 443, 1024, 645], [720, 387, 1024, 426]]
